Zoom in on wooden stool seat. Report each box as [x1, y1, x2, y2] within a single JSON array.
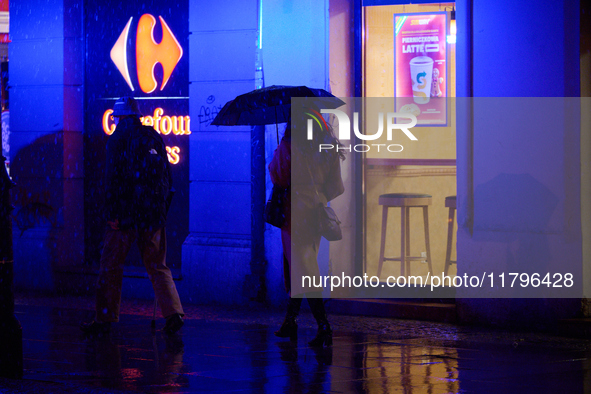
[[377, 193, 433, 278], [444, 195, 457, 275], [445, 195, 456, 209], [379, 193, 432, 206]]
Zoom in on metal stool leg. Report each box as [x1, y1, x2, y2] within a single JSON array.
[[400, 206, 406, 277], [405, 207, 411, 276], [422, 206, 433, 275], [377, 206, 388, 278], [444, 206, 455, 276]]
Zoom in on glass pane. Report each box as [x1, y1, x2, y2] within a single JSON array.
[[363, 3, 457, 285]]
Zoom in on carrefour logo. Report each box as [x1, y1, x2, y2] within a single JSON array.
[[110, 14, 183, 93]]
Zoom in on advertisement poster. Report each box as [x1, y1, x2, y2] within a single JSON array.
[[394, 12, 447, 126]]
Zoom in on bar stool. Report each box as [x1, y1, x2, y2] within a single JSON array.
[[444, 195, 457, 276], [377, 193, 433, 277]]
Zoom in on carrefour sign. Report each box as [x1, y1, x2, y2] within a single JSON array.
[[85, 1, 189, 165], [102, 107, 190, 164], [110, 14, 183, 93]]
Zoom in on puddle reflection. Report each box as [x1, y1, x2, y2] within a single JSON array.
[[13, 305, 591, 393]]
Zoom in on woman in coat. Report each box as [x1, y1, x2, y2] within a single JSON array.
[[269, 118, 345, 347]]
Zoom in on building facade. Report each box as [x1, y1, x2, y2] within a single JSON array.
[[6, 0, 589, 327]]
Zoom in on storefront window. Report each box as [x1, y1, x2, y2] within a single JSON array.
[[362, 2, 457, 281]]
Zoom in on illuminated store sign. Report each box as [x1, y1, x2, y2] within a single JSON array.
[[110, 14, 183, 93], [102, 108, 190, 165], [103, 10, 188, 165]]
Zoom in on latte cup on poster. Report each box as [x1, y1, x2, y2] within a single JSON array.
[[409, 56, 433, 104]]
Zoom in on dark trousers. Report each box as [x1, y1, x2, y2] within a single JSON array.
[[285, 296, 329, 327], [283, 253, 329, 326], [96, 226, 184, 322]]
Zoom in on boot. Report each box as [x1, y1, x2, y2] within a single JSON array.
[[275, 297, 302, 340], [307, 297, 332, 347], [163, 313, 184, 336]]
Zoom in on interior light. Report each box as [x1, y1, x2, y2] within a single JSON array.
[[447, 6, 456, 44]]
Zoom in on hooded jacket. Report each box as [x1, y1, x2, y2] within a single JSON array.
[[104, 116, 172, 229]]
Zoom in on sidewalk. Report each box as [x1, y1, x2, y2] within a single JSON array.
[[1, 293, 590, 393]]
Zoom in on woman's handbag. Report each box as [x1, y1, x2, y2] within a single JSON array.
[[264, 185, 288, 228], [304, 157, 343, 241], [317, 203, 342, 241]]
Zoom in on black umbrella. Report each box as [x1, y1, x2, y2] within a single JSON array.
[[211, 85, 345, 141]]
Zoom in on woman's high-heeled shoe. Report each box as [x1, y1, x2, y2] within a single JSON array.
[[274, 319, 298, 340], [275, 298, 302, 340], [307, 297, 332, 347], [308, 323, 332, 347]]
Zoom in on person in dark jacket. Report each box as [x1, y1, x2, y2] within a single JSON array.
[[81, 97, 184, 335]]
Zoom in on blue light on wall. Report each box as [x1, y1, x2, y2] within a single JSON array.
[[258, 0, 263, 49]]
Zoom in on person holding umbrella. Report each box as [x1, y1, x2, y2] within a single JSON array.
[[270, 115, 345, 347], [211, 86, 346, 346]]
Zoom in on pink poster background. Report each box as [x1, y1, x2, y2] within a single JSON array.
[[394, 13, 447, 126]]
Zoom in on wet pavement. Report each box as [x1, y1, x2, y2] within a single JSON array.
[[1, 294, 591, 393]]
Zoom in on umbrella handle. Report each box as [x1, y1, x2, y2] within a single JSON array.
[[275, 106, 279, 144]]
